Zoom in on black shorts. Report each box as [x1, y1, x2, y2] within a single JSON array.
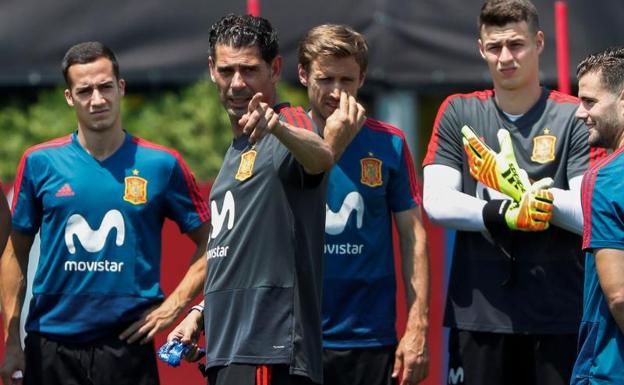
[[323, 346, 396, 385], [447, 329, 577, 385], [207, 364, 317, 385], [24, 332, 159, 385]]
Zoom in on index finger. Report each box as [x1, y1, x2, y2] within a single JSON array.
[[248, 92, 264, 113], [339, 91, 348, 113], [356, 102, 366, 128], [118, 319, 142, 341]]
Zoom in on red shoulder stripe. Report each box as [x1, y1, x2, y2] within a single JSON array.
[[280, 108, 296, 127], [548, 90, 579, 104], [12, 135, 72, 212], [365, 118, 422, 204], [132, 137, 210, 223], [293, 106, 313, 131], [423, 90, 494, 166], [581, 147, 624, 248], [589, 146, 608, 167]]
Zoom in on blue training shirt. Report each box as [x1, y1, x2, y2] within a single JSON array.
[[323, 118, 421, 348], [12, 132, 209, 341], [571, 146, 624, 384]]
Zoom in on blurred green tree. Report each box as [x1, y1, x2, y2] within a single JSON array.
[[0, 80, 307, 182]]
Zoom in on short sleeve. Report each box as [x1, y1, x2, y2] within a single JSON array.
[[583, 167, 624, 251], [388, 135, 421, 212], [566, 119, 591, 180], [165, 153, 210, 233], [11, 153, 42, 234], [422, 95, 465, 170], [273, 106, 323, 188]]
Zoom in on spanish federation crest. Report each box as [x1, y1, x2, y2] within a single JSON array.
[[531, 128, 556, 164], [235, 149, 257, 182], [124, 169, 148, 205], [360, 157, 383, 187]]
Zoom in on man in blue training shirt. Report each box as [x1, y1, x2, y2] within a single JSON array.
[[571, 46, 624, 385], [0, 41, 210, 385], [297, 24, 430, 385]]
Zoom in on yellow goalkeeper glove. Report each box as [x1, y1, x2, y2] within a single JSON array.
[[504, 177, 554, 231], [461, 125, 527, 202]]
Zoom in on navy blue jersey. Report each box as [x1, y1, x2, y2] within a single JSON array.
[[12, 132, 209, 341], [323, 118, 420, 348], [571, 147, 624, 384]]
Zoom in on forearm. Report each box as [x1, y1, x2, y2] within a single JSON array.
[[0, 196, 9, 254], [403, 251, 430, 337], [396, 209, 430, 334], [595, 248, 624, 334], [423, 164, 487, 231], [0, 238, 28, 344], [549, 176, 583, 235], [272, 121, 334, 174], [162, 249, 207, 316]]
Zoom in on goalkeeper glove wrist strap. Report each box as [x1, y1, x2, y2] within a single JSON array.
[[483, 199, 512, 242]]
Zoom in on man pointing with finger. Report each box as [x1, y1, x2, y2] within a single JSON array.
[[168, 14, 362, 385], [422, 1, 596, 384]]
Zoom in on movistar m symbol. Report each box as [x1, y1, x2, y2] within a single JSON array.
[[448, 367, 464, 384], [211, 191, 235, 239], [325, 192, 364, 235], [65, 210, 125, 254]]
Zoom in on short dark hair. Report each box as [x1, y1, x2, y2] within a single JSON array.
[[577, 46, 624, 94], [208, 14, 279, 63], [479, 0, 540, 34], [298, 24, 369, 74], [62, 41, 119, 86]]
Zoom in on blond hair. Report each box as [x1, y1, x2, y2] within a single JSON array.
[[298, 24, 368, 74]]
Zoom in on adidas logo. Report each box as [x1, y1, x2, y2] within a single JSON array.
[[55, 183, 75, 197]]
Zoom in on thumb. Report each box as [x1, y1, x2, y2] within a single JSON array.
[[497, 129, 515, 159], [518, 168, 531, 190], [530, 177, 554, 191], [461, 125, 478, 141]]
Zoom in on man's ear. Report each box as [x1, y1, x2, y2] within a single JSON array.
[[208, 56, 216, 82], [298, 63, 308, 87], [64, 89, 74, 107], [358, 72, 367, 89], [535, 30, 545, 54], [478, 38, 487, 60], [270, 55, 282, 83], [118, 79, 126, 96]]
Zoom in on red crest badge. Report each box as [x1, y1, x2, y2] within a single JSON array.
[[124, 169, 148, 205], [235, 149, 257, 182], [531, 128, 557, 164], [360, 157, 383, 187]]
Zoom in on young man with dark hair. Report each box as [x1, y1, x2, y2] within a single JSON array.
[[572, 46, 624, 385], [168, 15, 361, 385], [422, 0, 596, 384], [297, 24, 430, 385], [0, 41, 211, 385]]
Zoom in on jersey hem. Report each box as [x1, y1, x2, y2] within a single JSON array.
[[445, 321, 580, 334], [322, 337, 397, 349]]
